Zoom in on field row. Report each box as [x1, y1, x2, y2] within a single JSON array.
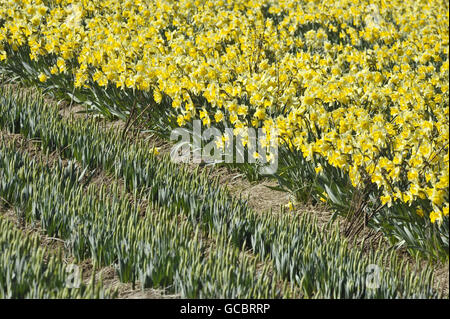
[[0, 215, 114, 298]]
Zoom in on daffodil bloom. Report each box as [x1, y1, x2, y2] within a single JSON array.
[[38, 72, 47, 82]]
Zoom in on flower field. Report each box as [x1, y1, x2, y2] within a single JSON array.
[[0, 87, 443, 298], [0, 0, 448, 299]]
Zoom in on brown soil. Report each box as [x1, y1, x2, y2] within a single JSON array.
[[82, 265, 180, 299]]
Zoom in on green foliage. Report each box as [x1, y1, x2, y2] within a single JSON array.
[[275, 144, 449, 261], [0, 217, 113, 299]]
